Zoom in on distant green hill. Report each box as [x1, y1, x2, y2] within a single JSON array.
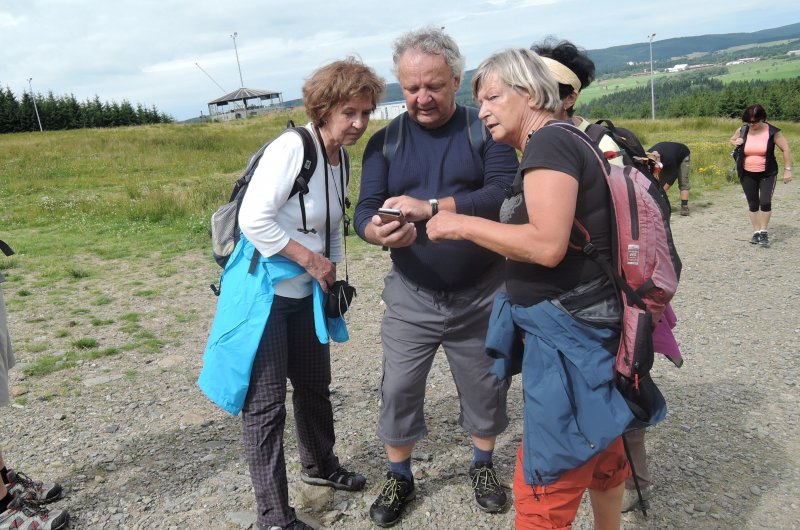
[[280, 22, 800, 108], [587, 22, 800, 74]]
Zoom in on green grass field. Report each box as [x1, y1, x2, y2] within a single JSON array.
[[1, 112, 798, 277], [1, 112, 797, 376]]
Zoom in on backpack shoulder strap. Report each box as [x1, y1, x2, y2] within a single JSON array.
[[382, 113, 406, 167], [288, 126, 318, 198], [0, 240, 14, 257], [584, 122, 608, 145], [383, 107, 486, 167], [465, 106, 487, 162]]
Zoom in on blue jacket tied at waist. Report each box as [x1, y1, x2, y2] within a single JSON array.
[[198, 237, 348, 416], [485, 292, 635, 485]]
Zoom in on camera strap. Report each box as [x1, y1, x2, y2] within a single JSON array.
[[315, 127, 350, 283]]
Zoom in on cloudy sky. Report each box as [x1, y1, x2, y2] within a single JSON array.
[[1, 1, 797, 121]]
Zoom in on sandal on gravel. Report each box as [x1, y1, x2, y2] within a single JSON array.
[[6, 469, 64, 504], [0, 496, 69, 530], [300, 466, 366, 491]]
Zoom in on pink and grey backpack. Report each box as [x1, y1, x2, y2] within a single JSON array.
[[550, 123, 682, 423]]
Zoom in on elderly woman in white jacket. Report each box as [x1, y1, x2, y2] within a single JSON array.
[[234, 57, 384, 530]]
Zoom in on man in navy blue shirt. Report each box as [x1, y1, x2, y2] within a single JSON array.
[[354, 27, 518, 528]]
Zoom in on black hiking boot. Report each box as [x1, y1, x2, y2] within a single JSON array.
[[369, 472, 415, 527], [469, 461, 507, 513]]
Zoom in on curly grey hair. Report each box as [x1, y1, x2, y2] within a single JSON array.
[[392, 26, 465, 79]]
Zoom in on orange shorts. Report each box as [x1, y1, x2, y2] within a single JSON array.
[[513, 436, 630, 529]]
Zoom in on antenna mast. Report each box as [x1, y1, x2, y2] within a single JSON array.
[[230, 32, 244, 88]]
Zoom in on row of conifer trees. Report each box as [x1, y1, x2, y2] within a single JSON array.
[[0, 86, 173, 134]]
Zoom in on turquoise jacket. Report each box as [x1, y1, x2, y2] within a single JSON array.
[[198, 237, 348, 415]]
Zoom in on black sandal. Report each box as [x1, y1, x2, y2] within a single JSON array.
[[301, 466, 366, 491]]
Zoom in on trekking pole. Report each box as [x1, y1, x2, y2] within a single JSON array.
[[622, 432, 648, 518]]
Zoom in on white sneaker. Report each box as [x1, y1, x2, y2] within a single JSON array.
[[621, 486, 651, 513]]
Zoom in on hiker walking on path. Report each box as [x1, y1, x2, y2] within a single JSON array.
[[354, 26, 518, 528], [427, 48, 632, 529], [730, 103, 792, 247], [201, 58, 385, 530], [649, 141, 692, 216]]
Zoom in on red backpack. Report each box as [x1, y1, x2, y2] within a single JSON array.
[[550, 123, 682, 422]]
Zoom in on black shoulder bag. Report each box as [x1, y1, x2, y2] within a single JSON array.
[[731, 124, 749, 161]]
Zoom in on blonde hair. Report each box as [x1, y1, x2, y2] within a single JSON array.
[[303, 56, 386, 126], [471, 48, 560, 113]]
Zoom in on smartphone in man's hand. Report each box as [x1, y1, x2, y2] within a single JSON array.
[[377, 208, 406, 225]]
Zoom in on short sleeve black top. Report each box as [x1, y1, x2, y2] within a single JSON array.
[[501, 123, 613, 306]]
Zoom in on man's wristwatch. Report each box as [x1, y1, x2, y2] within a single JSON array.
[[429, 198, 439, 216]]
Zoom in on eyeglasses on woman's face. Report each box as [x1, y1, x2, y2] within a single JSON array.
[[747, 120, 762, 125]]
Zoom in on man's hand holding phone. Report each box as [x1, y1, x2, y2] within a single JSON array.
[[370, 207, 416, 248], [377, 208, 407, 225]]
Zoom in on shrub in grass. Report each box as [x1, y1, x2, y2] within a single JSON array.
[[67, 266, 90, 279], [120, 312, 141, 322], [23, 354, 78, 377], [84, 347, 119, 360], [91, 295, 112, 306], [72, 338, 98, 349], [26, 342, 48, 353], [17, 289, 31, 297], [0, 257, 18, 270]]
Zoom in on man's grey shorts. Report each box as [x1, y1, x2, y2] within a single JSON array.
[[377, 265, 510, 446]]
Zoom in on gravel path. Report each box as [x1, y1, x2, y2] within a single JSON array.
[[2, 181, 798, 529]]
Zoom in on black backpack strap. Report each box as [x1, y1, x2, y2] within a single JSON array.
[[465, 106, 487, 165], [288, 126, 318, 199], [249, 124, 318, 273], [289, 126, 319, 236], [382, 113, 405, 167], [0, 240, 14, 257], [383, 107, 486, 168], [584, 122, 608, 145]]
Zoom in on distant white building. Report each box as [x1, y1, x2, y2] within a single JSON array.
[[726, 57, 761, 66], [666, 64, 689, 73], [371, 101, 407, 120], [787, 50, 800, 56]]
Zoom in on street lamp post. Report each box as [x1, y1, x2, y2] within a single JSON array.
[[648, 33, 656, 120], [27, 78, 43, 132], [231, 32, 244, 88]]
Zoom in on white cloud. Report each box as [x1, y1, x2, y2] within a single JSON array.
[[0, 1, 797, 121], [0, 12, 26, 27]]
